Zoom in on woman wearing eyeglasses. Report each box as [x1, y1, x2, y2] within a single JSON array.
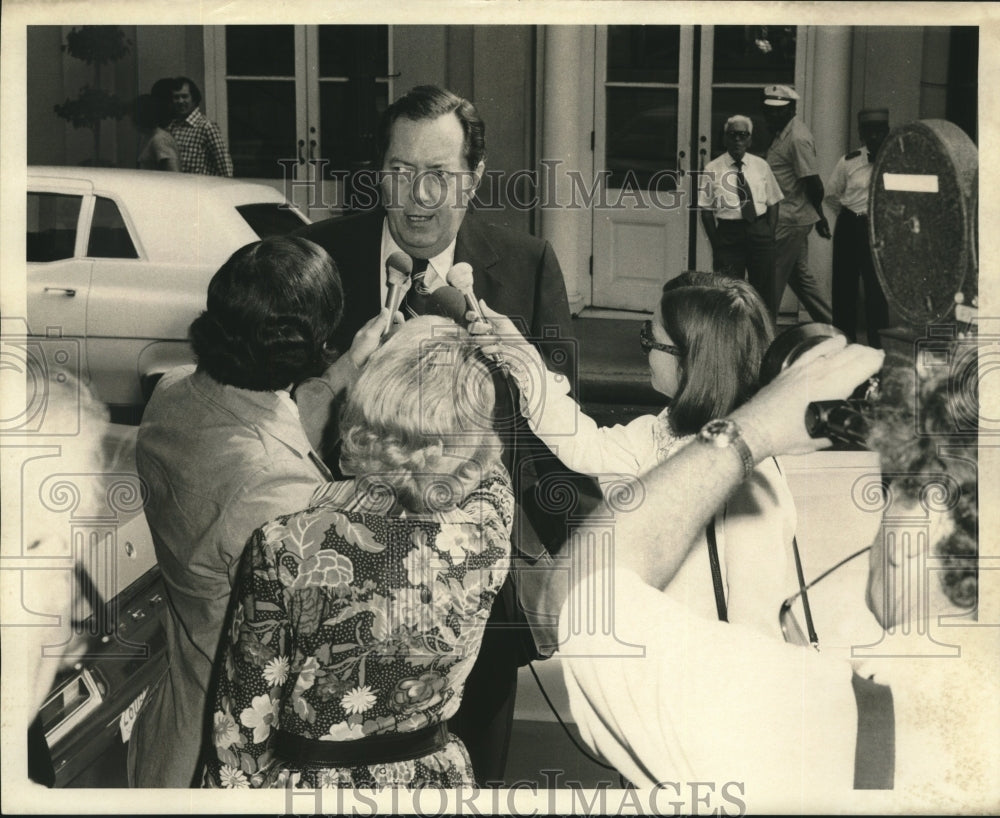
[[479, 271, 796, 638]]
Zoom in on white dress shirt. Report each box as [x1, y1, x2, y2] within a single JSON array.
[[378, 220, 457, 308], [698, 151, 784, 219]]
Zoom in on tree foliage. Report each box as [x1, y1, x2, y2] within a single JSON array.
[[53, 26, 132, 163]]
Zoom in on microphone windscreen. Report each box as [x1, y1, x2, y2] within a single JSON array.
[[387, 266, 411, 287], [387, 251, 413, 276], [428, 286, 470, 325], [446, 262, 475, 292]]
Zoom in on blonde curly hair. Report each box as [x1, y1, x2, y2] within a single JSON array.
[[338, 316, 502, 513]]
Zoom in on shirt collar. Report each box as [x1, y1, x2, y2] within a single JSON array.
[[380, 220, 457, 290], [179, 108, 203, 127]]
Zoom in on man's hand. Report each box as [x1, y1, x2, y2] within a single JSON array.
[[731, 336, 884, 459], [348, 308, 402, 368], [815, 215, 832, 239]]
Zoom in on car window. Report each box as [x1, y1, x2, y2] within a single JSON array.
[[235, 203, 306, 238], [27, 192, 82, 262], [88, 196, 139, 259]]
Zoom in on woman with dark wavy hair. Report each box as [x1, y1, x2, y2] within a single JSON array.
[[480, 271, 795, 639], [204, 316, 513, 789], [130, 236, 389, 787]]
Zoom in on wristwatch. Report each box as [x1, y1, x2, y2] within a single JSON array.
[[697, 419, 755, 481]]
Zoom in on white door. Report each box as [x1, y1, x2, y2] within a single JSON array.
[[207, 25, 393, 221], [592, 26, 693, 311], [591, 25, 804, 311]]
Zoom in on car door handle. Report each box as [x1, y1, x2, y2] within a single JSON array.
[[44, 287, 76, 297]]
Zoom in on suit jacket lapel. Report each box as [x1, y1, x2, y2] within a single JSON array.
[[455, 214, 504, 303]]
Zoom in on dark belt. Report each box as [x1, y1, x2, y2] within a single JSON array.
[[273, 722, 450, 767]]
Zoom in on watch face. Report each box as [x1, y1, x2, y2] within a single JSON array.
[[700, 419, 736, 446]]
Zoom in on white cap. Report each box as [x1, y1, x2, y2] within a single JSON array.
[[763, 84, 800, 106]]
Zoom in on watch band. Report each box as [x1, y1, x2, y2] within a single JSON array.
[[698, 419, 756, 481], [729, 431, 755, 481]]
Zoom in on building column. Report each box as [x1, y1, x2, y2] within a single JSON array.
[[539, 26, 592, 316], [803, 26, 853, 317]]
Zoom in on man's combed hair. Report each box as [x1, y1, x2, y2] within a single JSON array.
[[868, 347, 978, 608], [378, 84, 486, 171], [171, 76, 202, 106], [339, 316, 501, 513], [659, 272, 774, 436], [189, 237, 343, 391]]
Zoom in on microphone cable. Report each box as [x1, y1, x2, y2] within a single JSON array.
[[526, 661, 620, 774]]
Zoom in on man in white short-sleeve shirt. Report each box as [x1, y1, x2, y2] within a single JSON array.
[[699, 114, 783, 301]]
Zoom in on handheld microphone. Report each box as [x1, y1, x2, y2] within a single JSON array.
[[446, 263, 484, 321], [446, 262, 505, 366], [384, 251, 412, 335], [428, 286, 470, 325]]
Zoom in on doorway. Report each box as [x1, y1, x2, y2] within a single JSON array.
[[591, 24, 803, 311], [205, 25, 392, 221]]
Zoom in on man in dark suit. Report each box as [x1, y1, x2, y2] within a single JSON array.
[[296, 84, 595, 784]]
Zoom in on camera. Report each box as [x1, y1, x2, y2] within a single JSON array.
[[760, 322, 879, 450], [760, 118, 979, 451]]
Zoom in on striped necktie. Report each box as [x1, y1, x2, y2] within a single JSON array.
[[735, 160, 757, 223], [403, 256, 431, 318]]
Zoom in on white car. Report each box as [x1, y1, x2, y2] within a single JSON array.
[[26, 167, 311, 410]]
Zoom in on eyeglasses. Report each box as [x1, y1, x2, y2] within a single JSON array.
[[726, 130, 751, 139], [639, 320, 682, 356], [779, 544, 872, 650]]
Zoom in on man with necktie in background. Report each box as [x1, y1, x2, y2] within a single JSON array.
[[699, 114, 784, 297], [296, 84, 594, 785], [825, 108, 892, 348]]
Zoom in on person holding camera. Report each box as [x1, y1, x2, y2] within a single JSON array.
[[203, 317, 514, 789], [552, 337, 995, 811]]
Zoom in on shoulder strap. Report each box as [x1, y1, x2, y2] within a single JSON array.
[[774, 456, 820, 647], [706, 517, 728, 622]]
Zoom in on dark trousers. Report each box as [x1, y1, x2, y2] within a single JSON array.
[[713, 217, 776, 300], [831, 209, 889, 348], [448, 578, 521, 785]]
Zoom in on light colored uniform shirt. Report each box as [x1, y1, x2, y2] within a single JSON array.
[[378, 220, 457, 307], [824, 146, 874, 216], [698, 151, 784, 219], [766, 117, 821, 226]]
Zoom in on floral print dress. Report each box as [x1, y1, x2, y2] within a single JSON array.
[[204, 466, 514, 789]]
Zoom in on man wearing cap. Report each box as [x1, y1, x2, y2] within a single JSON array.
[[699, 114, 784, 290], [761, 84, 833, 324], [825, 108, 892, 347]]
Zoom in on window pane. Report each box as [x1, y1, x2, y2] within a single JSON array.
[[318, 25, 388, 78], [606, 88, 678, 190], [88, 197, 138, 259], [27, 192, 82, 262], [226, 25, 294, 76], [713, 25, 796, 85], [226, 79, 297, 178], [236, 203, 306, 238], [708, 88, 777, 161], [608, 26, 680, 84], [319, 80, 388, 170]]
